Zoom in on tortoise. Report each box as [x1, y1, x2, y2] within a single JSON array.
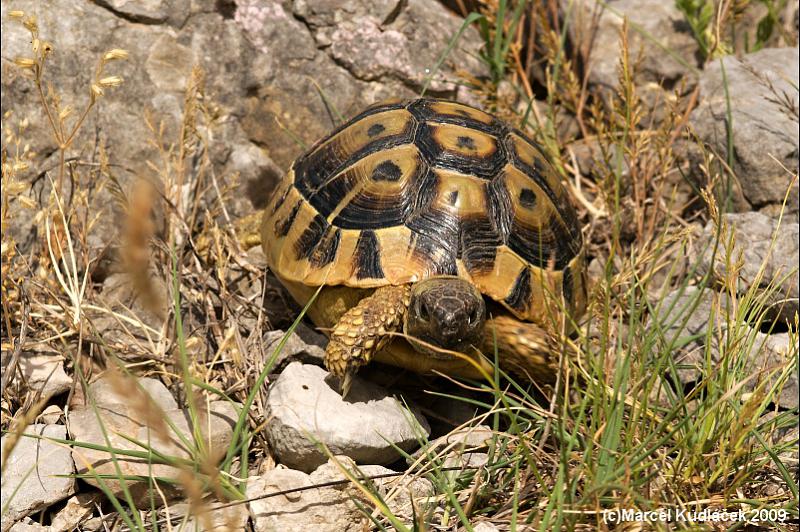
[[261, 98, 587, 395]]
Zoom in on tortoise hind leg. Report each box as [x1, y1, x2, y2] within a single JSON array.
[[482, 315, 562, 383], [326, 284, 412, 396]]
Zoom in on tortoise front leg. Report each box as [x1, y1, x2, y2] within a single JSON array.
[[482, 315, 561, 383], [326, 284, 412, 396]]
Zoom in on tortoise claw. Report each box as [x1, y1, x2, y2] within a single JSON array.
[[340, 371, 354, 399]]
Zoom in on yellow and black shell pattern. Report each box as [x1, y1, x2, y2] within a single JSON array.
[[262, 98, 587, 323]]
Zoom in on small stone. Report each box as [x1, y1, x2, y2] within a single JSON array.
[[16, 349, 71, 401], [1, 424, 76, 530], [264, 362, 430, 472], [8, 518, 49, 532], [473, 522, 501, 532], [414, 425, 493, 459], [260, 329, 326, 372], [37, 405, 63, 425], [49, 493, 101, 532], [159, 500, 248, 531]]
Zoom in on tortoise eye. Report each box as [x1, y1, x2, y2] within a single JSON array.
[[468, 307, 479, 325]]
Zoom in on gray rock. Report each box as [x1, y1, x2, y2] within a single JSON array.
[[564, 0, 700, 93], [37, 405, 63, 425], [93, 0, 190, 26], [690, 48, 799, 214], [413, 425, 493, 460], [697, 212, 799, 321], [7, 519, 49, 532], [260, 329, 326, 372], [1, 425, 76, 531], [15, 349, 71, 401], [0, 1, 267, 261], [650, 286, 798, 408], [472, 522, 501, 532], [159, 501, 249, 531], [264, 362, 430, 472], [49, 493, 100, 532], [249, 456, 433, 532], [66, 374, 238, 503]]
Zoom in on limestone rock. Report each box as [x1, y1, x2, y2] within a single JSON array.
[[564, 0, 701, 93], [158, 500, 249, 531], [13, 349, 71, 401], [260, 329, 326, 372], [697, 212, 799, 321], [237, 0, 487, 169], [66, 374, 238, 503], [249, 456, 432, 532], [264, 362, 430, 472], [649, 286, 798, 408], [690, 48, 799, 214], [1, 425, 76, 531]]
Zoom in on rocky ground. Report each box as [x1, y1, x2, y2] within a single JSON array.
[[1, 0, 798, 530]]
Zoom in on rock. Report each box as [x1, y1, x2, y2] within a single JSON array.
[[66, 373, 238, 503], [697, 212, 799, 322], [260, 329, 326, 372], [91, 273, 168, 360], [264, 362, 430, 472], [248, 456, 433, 532], [472, 522, 501, 532], [159, 501, 249, 531], [690, 48, 799, 214], [567, 138, 628, 181], [564, 0, 700, 93], [413, 425, 492, 475], [414, 425, 493, 459], [93, 0, 190, 26], [1, 424, 76, 531], [649, 286, 798, 408], [15, 349, 71, 401], [49, 493, 100, 532], [7, 519, 49, 532], [37, 405, 63, 425], [1, 0, 272, 259], [293, 322, 329, 351]]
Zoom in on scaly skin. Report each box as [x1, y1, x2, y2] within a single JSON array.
[[482, 315, 559, 383], [325, 284, 412, 396]]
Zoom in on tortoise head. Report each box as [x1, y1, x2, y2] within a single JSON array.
[[404, 276, 486, 358]]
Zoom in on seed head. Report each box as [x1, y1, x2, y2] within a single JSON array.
[[13, 57, 35, 69], [22, 15, 37, 33], [98, 75, 123, 88], [103, 49, 129, 61]]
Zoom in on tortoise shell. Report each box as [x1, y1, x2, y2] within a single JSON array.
[[262, 98, 587, 323]]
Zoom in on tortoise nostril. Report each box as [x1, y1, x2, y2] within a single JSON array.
[[418, 301, 431, 321]]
